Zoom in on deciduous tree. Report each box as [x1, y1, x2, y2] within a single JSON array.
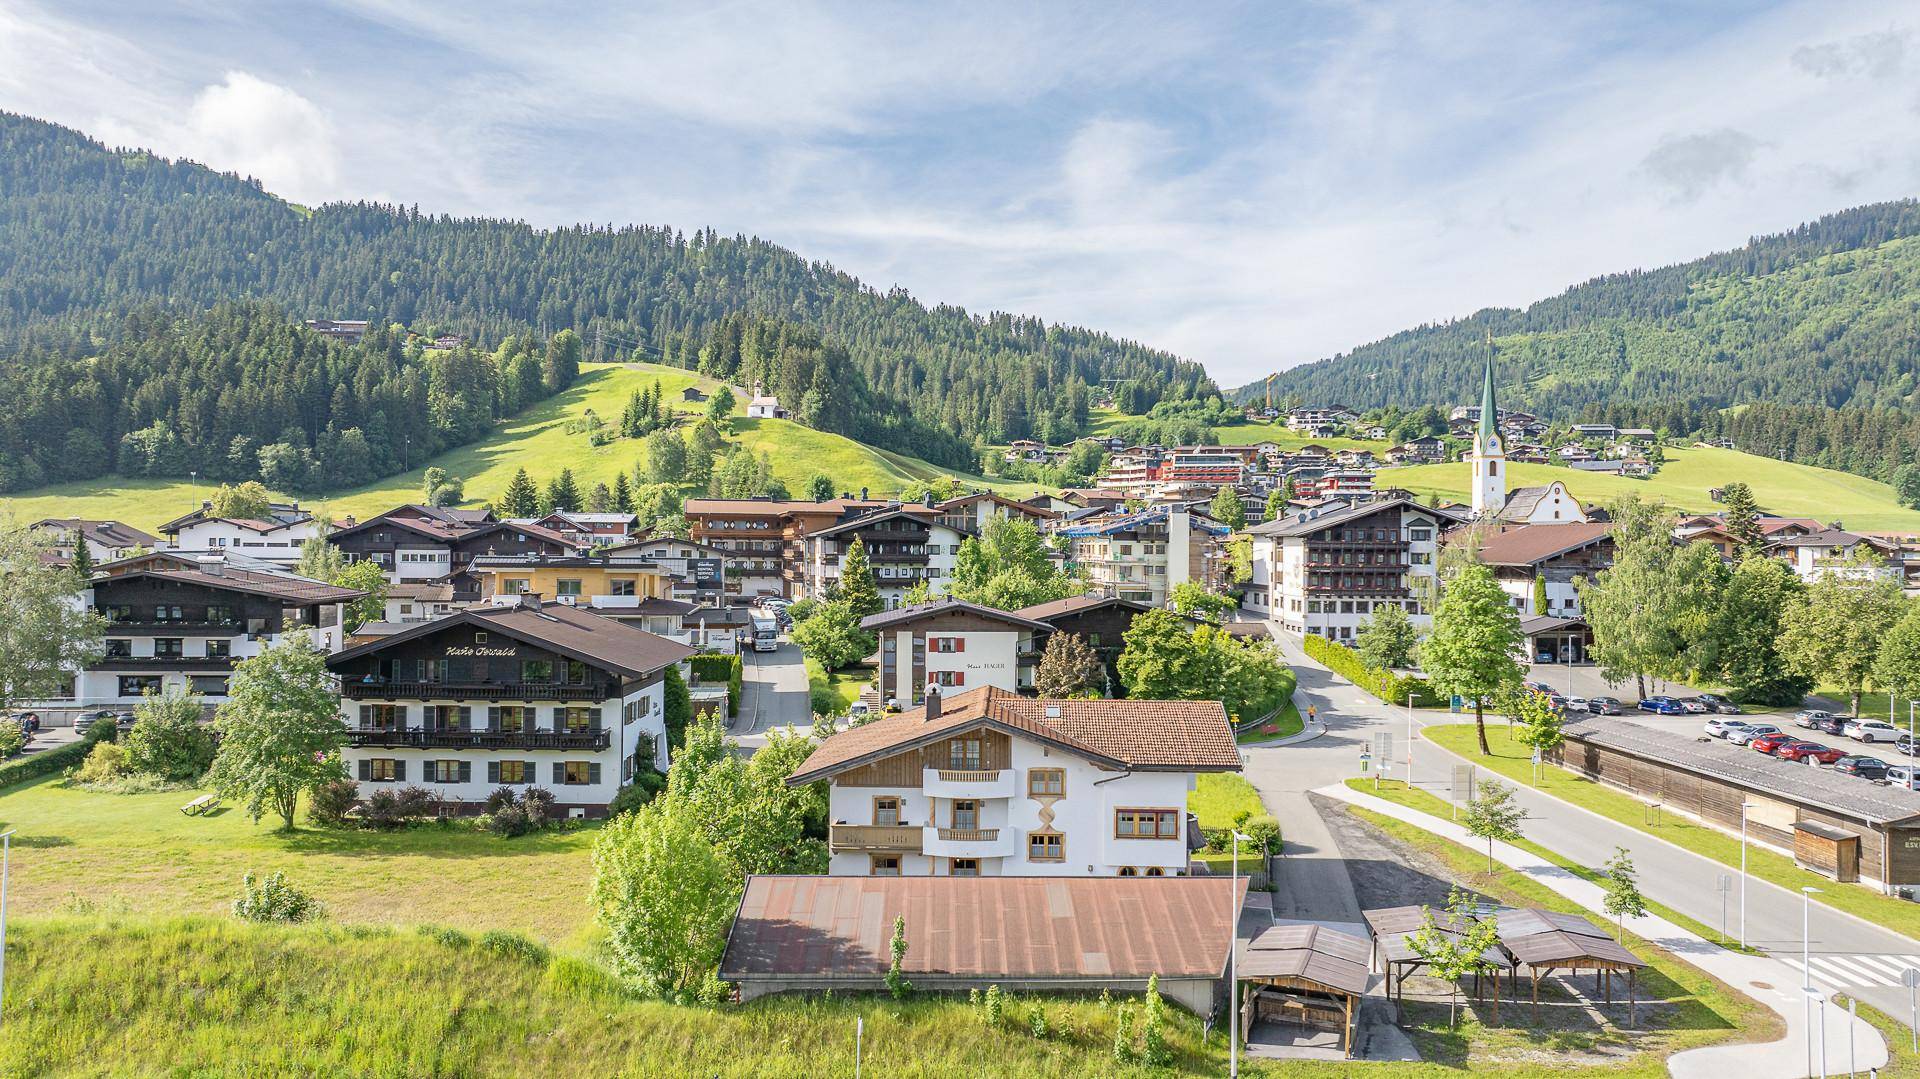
[[1420, 563, 1522, 754], [1601, 847, 1648, 939], [0, 519, 105, 713], [1355, 602, 1419, 670], [1033, 632, 1105, 697], [1208, 485, 1246, 530], [790, 600, 876, 671], [1462, 779, 1525, 871], [206, 639, 347, 830], [1778, 549, 1906, 715], [1168, 581, 1235, 623]]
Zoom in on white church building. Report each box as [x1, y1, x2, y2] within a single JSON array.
[[1468, 349, 1590, 526]]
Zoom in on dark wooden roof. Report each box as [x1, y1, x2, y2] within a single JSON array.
[[1492, 909, 1641, 969], [1238, 923, 1371, 994], [326, 599, 695, 679]]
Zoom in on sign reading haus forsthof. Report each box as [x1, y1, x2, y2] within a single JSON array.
[[444, 646, 517, 658]]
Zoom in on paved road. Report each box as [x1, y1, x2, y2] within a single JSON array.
[[1253, 629, 1920, 1034], [734, 641, 811, 748]]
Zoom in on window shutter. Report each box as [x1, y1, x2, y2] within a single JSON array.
[[394, 759, 406, 781], [956, 638, 965, 653], [487, 761, 499, 784], [553, 762, 564, 783], [459, 761, 472, 783], [359, 705, 371, 725], [953, 672, 964, 687], [488, 706, 501, 730], [589, 763, 601, 785], [358, 759, 371, 781], [521, 761, 533, 785], [458, 706, 471, 727]]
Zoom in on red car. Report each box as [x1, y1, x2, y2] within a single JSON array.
[[1776, 741, 1846, 765], [1750, 732, 1797, 755]]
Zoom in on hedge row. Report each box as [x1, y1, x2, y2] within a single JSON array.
[[1302, 634, 1443, 708], [0, 721, 116, 792], [689, 653, 743, 717]]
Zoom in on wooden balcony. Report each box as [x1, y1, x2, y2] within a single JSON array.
[[829, 824, 923, 854], [936, 827, 999, 842], [342, 680, 609, 702], [346, 728, 611, 752], [936, 769, 998, 783]]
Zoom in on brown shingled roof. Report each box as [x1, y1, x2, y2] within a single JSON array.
[[1473, 522, 1614, 567], [787, 686, 1240, 784], [327, 599, 695, 679], [719, 875, 1247, 983], [106, 567, 364, 605]]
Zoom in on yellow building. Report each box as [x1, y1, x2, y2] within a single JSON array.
[[468, 554, 675, 607]]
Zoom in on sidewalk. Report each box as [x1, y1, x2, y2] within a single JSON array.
[[1322, 782, 1889, 1079]]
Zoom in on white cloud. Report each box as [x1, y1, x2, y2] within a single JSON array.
[[104, 72, 340, 203]]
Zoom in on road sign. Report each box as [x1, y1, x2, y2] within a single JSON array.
[[1715, 874, 1733, 942], [1450, 764, 1475, 803], [1374, 732, 1394, 761], [1359, 750, 1373, 773]]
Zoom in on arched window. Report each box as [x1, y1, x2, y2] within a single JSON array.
[[1489, 461, 1500, 478]]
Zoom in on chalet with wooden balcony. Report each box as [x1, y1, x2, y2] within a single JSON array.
[[789, 685, 1239, 877], [799, 507, 968, 607], [859, 599, 1051, 704], [74, 552, 362, 706], [325, 595, 695, 816], [1245, 495, 1464, 641]]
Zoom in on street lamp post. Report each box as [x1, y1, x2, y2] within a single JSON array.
[[0, 828, 12, 1025], [1230, 828, 1252, 1079], [1803, 885, 1823, 1078]]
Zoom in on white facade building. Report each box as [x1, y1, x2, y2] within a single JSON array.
[[1244, 496, 1461, 640], [158, 501, 319, 567], [790, 686, 1240, 877], [858, 600, 1049, 704]]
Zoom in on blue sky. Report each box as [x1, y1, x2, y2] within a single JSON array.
[[4, 1, 1919, 387]]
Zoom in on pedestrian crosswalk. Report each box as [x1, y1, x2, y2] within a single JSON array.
[[1781, 952, 1920, 989]]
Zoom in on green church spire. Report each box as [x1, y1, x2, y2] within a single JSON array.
[[1476, 330, 1498, 445]]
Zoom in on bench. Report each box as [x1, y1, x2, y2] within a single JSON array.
[[180, 793, 220, 816]]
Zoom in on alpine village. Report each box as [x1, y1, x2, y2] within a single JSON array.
[[6, 9, 1920, 1076]]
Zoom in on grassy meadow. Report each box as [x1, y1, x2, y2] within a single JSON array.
[[1383, 444, 1920, 530], [0, 363, 1028, 532]]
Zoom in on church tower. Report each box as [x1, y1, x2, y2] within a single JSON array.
[[1469, 339, 1507, 519]]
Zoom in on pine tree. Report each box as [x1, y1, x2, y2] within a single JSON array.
[[500, 468, 540, 517], [1720, 481, 1761, 554], [546, 468, 583, 514], [807, 473, 835, 502], [839, 539, 884, 618], [612, 472, 634, 514]]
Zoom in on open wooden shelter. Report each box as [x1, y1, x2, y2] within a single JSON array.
[[1236, 923, 1371, 1057], [1493, 909, 1646, 1025], [1363, 904, 1518, 1020]]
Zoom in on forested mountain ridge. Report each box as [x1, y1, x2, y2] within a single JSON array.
[[0, 111, 1215, 460], [1238, 199, 1920, 419]]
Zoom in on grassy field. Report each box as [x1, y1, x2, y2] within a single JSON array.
[[1383, 445, 1920, 530], [0, 775, 598, 943], [0, 363, 1029, 532], [1423, 722, 1920, 940], [1236, 702, 1305, 744], [0, 916, 1215, 1077], [1343, 805, 1778, 1074]]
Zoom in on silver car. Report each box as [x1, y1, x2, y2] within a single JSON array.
[[1844, 719, 1901, 743], [1728, 723, 1781, 746], [1887, 765, 1920, 791], [1704, 718, 1750, 739]]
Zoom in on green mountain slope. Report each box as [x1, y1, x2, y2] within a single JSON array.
[[0, 364, 1025, 532], [1240, 199, 1920, 419], [0, 111, 1213, 454], [1384, 445, 1920, 531]]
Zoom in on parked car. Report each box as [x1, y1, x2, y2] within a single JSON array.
[[1704, 718, 1750, 739], [1832, 755, 1889, 780], [1562, 697, 1592, 714], [1898, 732, 1918, 755], [1815, 715, 1849, 737], [1887, 765, 1920, 790], [1675, 697, 1711, 714], [1728, 723, 1780, 746], [1777, 741, 1846, 765], [1844, 719, 1901, 744], [1587, 696, 1623, 716], [1695, 694, 1743, 715], [1750, 731, 1797, 754], [1638, 696, 1686, 715], [1793, 709, 1833, 729], [1523, 680, 1554, 696]]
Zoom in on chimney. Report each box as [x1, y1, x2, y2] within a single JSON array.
[[922, 682, 941, 720], [197, 554, 225, 577], [860, 487, 869, 501], [341, 515, 356, 528], [516, 592, 543, 610]]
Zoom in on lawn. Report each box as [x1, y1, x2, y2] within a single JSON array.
[[1423, 722, 1920, 941], [805, 656, 871, 715], [1189, 772, 1272, 874], [1382, 444, 1920, 531], [0, 363, 1028, 532], [1236, 702, 1304, 744], [1333, 806, 1779, 1076], [0, 775, 599, 943], [0, 916, 1215, 1077]]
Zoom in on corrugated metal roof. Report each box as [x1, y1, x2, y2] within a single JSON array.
[[719, 875, 1248, 981], [1562, 720, 1920, 826]]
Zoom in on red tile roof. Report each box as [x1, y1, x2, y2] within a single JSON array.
[[1472, 522, 1614, 567], [719, 875, 1247, 982], [788, 686, 1240, 784]]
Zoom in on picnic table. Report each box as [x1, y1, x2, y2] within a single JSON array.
[[180, 793, 220, 816]]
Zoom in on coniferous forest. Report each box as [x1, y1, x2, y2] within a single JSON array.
[[0, 112, 1215, 492]]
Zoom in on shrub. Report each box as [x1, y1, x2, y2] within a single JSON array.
[[607, 774, 663, 818], [395, 786, 437, 817], [307, 778, 359, 826], [416, 923, 471, 949], [1244, 814, 1281, 853], [1302, 634, 1443, 707], [984, 984, 1004, 1026], [361, 787, 435, 830], [0, 722, 23, 759], [1141, 976, 1169, 1066], [483, 786, 519, 815], [521, 786, 557, 827], [1027, 1007, 1049, 1039], [74, 740, 132, 784], [232, 871, 324, 923], [485, 803, 531, 837], [1112, 1001, 1135, 1063], [688, 653, 743, 716], [478, 929, 550, 966], [123, 689, 216, 780]]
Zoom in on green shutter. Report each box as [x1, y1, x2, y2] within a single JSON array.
[[487, 760, 499, 784], [394, 759, 406, 782], [358, 758, 370, 781]]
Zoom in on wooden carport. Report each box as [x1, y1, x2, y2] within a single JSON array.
[[1493, 909, 1646, 1025], [1237, 924, 1371, 1057], [1363, 904, 1518, 1021]]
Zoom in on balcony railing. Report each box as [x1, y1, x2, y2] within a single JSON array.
[[936, 769, 999, 783], [829, 824, 923, 853], [936, 827, 999, 842], [346, 728, 611, 751], [342, 681, 609, 702], [90, 655, 239, 671]]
